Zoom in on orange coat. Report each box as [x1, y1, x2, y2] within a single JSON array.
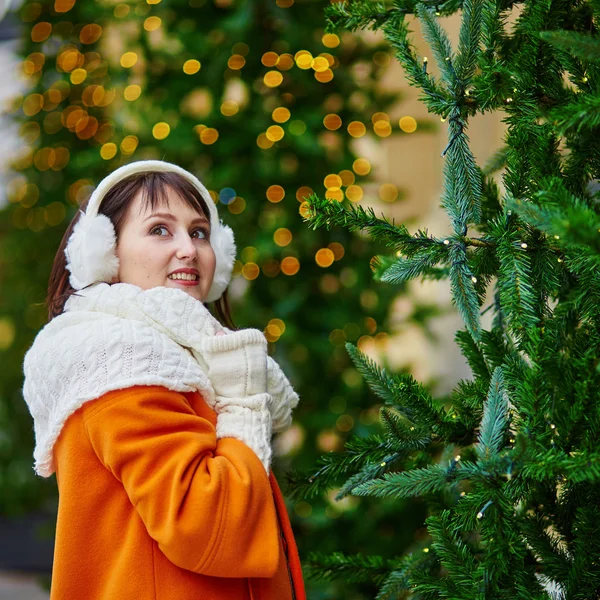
[[51, 384, 306, 600]]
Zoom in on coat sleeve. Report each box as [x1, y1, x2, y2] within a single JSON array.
[[81, 384, 280, 578]]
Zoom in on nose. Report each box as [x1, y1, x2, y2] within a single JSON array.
[[175, 232, 198, 260]]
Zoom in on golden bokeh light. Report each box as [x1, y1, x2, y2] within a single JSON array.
[[54, 0, 75, 12], [295, 51, 313, 70], [266, 125, 284, 141], [347, 121, 366, 138], [315, 69, 333, 83], [325, 188, 343, 201], [100, 142, 117, 160], [23, 93, 43, 116], [114, 4, 130, 17], [322, 33, 340, 48], [276, 54, 294, 70], [257, 133, 274, 149], [228, 196, 246, 214], [281, 256, 300, 275], [374, 120, 392, 137], [242, 262, 260, 280], [80, 24, 102, 44], [152, 122, 170, 139], [324, 174, 342, 189], [143, 16, 161, 31], [264, 71, 283, 87], [296, 186, 313, 202], [323, 114, 342, 130], [183, 59, 201, 74], [23, 52, 45, 75], [228, 54, 246, 70], [70, 68, 87, 85], [200, 127, 219, 144], [399, 116, 418, 133], [352, 157, 371, 175], [120, 135, 139, 155], [316, 248, 335, 267], [379, 183, 399, 202], [371, 112, 390, 124], [261, 52, 278, 67], [124, 84, 141, 101], [274, 228, 293, 247], [275, 0, 293, 6], [57, 48, 83, 72], [312, 56, 329, 72], [31, 22, 52, 43], [299, 201, 311, 218], [272, 107, 291, 123], [120, 52, 138, 68], [329, 242, 345, 260], [266, 185, 285, 203], [373, 51, 391, 66], [241, 246, 258, 263], [346, 185, 363, 202], [339, 170, 355, 186], [221, 100, 239, 116]]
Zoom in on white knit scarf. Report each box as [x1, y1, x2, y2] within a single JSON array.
[[22, 282, 299, 477]]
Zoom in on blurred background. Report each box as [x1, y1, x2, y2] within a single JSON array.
[[0, 0, 506, 597]]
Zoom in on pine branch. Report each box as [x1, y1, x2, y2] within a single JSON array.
[[379, 246, 448, 284], [548, 93, 600, 135], [448, 242, 483, 342], [303, 193, 409, 248], [475, 366, 510, 461], [416, 4, 455, 88], [345, 342, 448, 431], [454, 0, 485, 83], [304, 550, 399, 585], [350, 462, 477, 499], [506, 177, 600, 254], [426, 510, 478, 587], [538, 30, 600, 63], [494, 223, 539, 341]]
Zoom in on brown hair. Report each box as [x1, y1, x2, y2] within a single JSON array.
[[46, 171, 236, 330]]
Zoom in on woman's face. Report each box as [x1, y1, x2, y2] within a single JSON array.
[[114, 186, 216, 303]]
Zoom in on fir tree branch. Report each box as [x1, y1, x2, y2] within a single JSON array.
[[476, 366, 510, 461], [454, 0, 485, 83], [426, 510, 478, 587], [416, 4, 456, 88], [547, 93, 600, 134], [350, 462, 477, 499], [303, 193, 409, 248], [494, 224, 539, 340], [538, 30, 600, 63], [448, 242, 483, 342], [379, 246, 448, 284], [345, 342, 448, 431], [304, 550, 399, 585]]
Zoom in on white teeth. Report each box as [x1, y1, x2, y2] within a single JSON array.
[[168, 273, 198, 281]]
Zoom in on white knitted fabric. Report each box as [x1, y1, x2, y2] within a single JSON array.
[[22, 282, 299, 477]]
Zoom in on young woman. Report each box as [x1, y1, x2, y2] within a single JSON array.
[[22, 160, 305, 600]]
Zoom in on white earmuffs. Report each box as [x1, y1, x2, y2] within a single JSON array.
[[64, 160, 237, 303]]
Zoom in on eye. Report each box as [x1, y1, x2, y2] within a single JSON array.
[[150, 224, 209, 239]]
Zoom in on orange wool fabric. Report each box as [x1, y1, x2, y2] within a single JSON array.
[[51, 384, 306, 600]]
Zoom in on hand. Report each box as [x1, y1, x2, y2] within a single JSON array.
[[197, 328, 269, 399]]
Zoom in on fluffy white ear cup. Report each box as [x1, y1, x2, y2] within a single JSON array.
[[64, 160, 236, 300], [64, 212, 120, 291]]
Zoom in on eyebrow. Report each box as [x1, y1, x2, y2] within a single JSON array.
[[144, 212, 209, 226]]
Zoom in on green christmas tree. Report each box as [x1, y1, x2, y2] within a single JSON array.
[[1, 0, 440, 596], [289, 0, 600, 597]]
